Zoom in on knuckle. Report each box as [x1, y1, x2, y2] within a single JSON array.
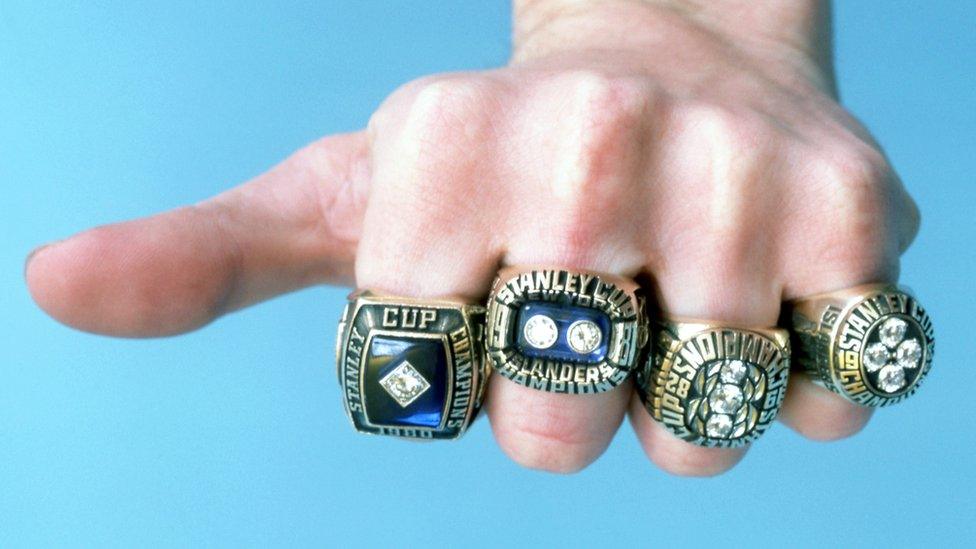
[[549, 71, 648, 195], [663, 101, 775, 234], [805, 145, 896, 272], [818, 142, 891, 201], [815, 217, 888, 275], [561, 70, 649, 127], [376, 75, 495, 195], [669, 100, 763, 152], [369, 75, 498, 205], [534, 72, 649, 260], [401, 75, 493, 145]]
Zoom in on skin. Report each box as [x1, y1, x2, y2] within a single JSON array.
[[25, 0, 919, 476]]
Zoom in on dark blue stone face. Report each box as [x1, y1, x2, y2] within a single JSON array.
[[515, 302, 611, 363], [364, 335, 448, 428]]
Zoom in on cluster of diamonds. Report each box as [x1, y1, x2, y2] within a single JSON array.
[[702, 360, 754, 439], [379, 360, 431, 407], [862, 317, 923, 393]]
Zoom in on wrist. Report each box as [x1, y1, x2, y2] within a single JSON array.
[[512, 0, 834, 85]]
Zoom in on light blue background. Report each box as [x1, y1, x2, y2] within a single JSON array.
[[1, 1, 973, 547]]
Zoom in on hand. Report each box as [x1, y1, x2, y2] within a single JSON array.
[[26, 0, 920, 475]]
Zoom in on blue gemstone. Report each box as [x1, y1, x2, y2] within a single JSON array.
[[515, 302, 611, 363], [364, 335, 448, 428]]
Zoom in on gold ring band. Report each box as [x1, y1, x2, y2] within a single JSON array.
[[789, 283, 934, 407], [636, 320, 791, 448], [485, 266, 648, 394], [335, 291, 489, 439]]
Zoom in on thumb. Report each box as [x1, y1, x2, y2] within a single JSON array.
[[26, 131, 370, 337]]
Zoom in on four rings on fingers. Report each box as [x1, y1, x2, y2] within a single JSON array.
[[335, 276, 935, 448]]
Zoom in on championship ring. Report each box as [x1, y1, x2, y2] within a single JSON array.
[[790, 283, 934, 407], [335, 292, 489, 439], [485, 267, 647, 394], [636, 321, 791, 448]]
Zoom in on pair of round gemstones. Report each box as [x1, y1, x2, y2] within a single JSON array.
[[522, 315, 603, 354]]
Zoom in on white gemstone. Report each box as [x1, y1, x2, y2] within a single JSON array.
[[523, 314, 558, 349], [877, 364, 907, 393], [379, 360, 431, 407], [567, 320, 602, 354], [706, 414, 734, 438], [709, 384, 744, 414], [720, 360, 748, 384], [878, 317, 908, 348], [863, 343, 891, 373], [896, 339, 923, 369]]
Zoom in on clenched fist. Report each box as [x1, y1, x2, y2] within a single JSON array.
[[26, 0, 920, 475]]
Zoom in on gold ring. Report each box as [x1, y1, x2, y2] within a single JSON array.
[[789, 283, 934, 407], [485, 266, 648, 394], [335, 291, 489, 439], [636, 320, 791, 448]]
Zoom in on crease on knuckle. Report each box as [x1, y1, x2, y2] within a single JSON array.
[[499, 406, 601, 473]]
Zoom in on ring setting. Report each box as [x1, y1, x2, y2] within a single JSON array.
[[636, 322, 791, 448], [335, 291, 489, 439], [486, 267, 647, 394], [790, 284, 934, 407]]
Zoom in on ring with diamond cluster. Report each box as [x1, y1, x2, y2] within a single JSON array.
[[335, 291, 489, 439], [636, 321, 791, 448], [789, 284, 934, 407], [485, 267, 648, 394]]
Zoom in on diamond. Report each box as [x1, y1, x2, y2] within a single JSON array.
[[522, 314, 558, 350], [708, 384, 744, 414], [877, 364, 907, 393], [720, 360, 748, 384], [896, 339, 923, 369], [567, 320, 602, 354], [863, 343, 891, 373], [379, 360, 431, 407], [706, 414, 734, 438], [879, 318, 908, 348]]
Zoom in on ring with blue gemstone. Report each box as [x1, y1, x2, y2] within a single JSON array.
[[335, 292, 489, 440], [485, 267, 648, 394], [790, 284, 934, 407], [636, 321, 791, 448]]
